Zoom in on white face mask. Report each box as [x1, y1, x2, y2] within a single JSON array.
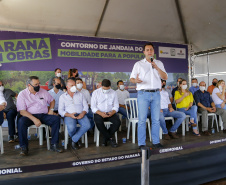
[[56, 73, 61, 77], [70, 86, 77, 93], [76, 83, 83, 90], [199, 86, 205, 91], [192, 83, 198, 87], [182, 85, 187, 90], [0, 86, 4, 91], [219, 86, 223, 92], [119, 85, 125, 90], [102, 88, 110, 94]]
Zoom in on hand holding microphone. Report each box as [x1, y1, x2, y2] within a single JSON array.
[[150, 56, 158, 70]]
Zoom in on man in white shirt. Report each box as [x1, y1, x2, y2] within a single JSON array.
[[130, 42, 168, 149], [160, 80, 186, 140], [116, 80, 130, 118], [91, 79, 120, 148], [48, 78, 64, 114], [58, 79, 91, 149], [75, 77, 94, 129]]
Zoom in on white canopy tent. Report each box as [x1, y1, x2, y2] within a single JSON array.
[[0, 0, 225, 83]]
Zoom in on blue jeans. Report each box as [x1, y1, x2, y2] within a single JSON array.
[[118, 107, 128, 118], [64, 115, 90, 143], [137, 90, 160, 145], [177, 105, 198, 129], [159, 109, 186, 134], [86, 108, 94, 129], [18, 114, 60, 148], [3, 109, 17, 137], [216, 104, 226, 110]]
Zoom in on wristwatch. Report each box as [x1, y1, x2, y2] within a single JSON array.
[[50, 108, 54, 111]]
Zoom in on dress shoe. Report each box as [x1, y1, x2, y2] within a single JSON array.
[[163, 134, 171, 140], [202, 130, 211, 136], [168, 132, 179, 139], [109, 138, 118, 148], [152, 143, 163, 149], [50, 144, 63, 153], [223, 129, 226, 133], [71, 141, 80, 150], [77, 140, 82, 147], [102, 137, 108, 146], [138, 145, 146, 149], [20, 147, 28, 156]]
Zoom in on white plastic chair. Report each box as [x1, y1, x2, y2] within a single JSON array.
[[197, 113, 219, 132], [218, 115, 223, 130], [125, 98, 151, 144], [64, 123, 88, 149], [0, 125, 4, 154], [94, 121, 118, 147], [27, 124, 50, 150]]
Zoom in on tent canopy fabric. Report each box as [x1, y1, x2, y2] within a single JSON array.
[[0, 0, 225, 52]]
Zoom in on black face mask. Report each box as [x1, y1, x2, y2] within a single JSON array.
[[75, 73, 79, 77], [30, 84, 40, 92], [212, 82, 217, 86], [162, 85, 166, 89], [55, 84, 61, 89]]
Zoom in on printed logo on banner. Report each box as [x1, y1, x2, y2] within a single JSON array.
[[0, 38, 52, 63], [159, 47, 186, 59]]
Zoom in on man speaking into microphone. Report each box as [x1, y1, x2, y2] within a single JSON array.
[[130, 42, 168, 149]]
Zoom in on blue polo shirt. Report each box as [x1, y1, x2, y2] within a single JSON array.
[[194, 90, 213, 107], [189, 86, 199, 95]]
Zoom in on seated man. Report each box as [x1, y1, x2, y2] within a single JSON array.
[[161, 79, 173, 103], [160, 80, 186, 139], [116, 80, 130, 118], [17, 76, 62, 155], [207, 78, 218, 95], [194, 81, 226, 135], [91, 79, 120, 148], [48, 68, 66, 91], [189, 78, 199, 95], [0, 83, 7, 127], [0, 80, 18, 142], [58, 79, 90, 149], [74, 77, 94, 129], [48, 77, 64, 114]]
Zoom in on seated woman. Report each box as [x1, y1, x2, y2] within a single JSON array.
[[68, 68, 87, 89], [212, 80, 226, 110], [174, 79, 200, 136]]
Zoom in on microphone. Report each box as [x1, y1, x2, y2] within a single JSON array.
[[150, 56, 154, 68]]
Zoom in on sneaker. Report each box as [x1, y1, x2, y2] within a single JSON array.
[[8, 136, 15, 143], [163, 134, 171, 140], [168, 132, 179, 139], [202, 130, 211, 136], [152, 143, 163, 149]]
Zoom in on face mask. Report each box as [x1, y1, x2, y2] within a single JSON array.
[[219, 86, 223, 92], [75, 73, 79, 78], [76, 83, 83, 90], [70, 86, 77, 93], [192, 83, 197, 87], [119, 85, 125, 90], [55, 84, 61, 89], [56, 73, 61, 77], [30, 84, 40, 92], [162, 85, 166, 89], [212, 82, 217, 86], [199, 86, 205, 91], [103, 88, 110, 94], [182, 85, 187, 90], [0, 86, 4, 91]]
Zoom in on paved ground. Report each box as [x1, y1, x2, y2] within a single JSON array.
[[0, 119, 226, 184]]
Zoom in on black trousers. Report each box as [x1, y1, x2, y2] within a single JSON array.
[[94, 114, 121, 140]]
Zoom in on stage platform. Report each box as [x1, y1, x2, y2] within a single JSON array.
[[1, 120, 226, 184]]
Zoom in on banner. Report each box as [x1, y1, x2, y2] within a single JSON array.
[[0, 31, 188, 93]]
